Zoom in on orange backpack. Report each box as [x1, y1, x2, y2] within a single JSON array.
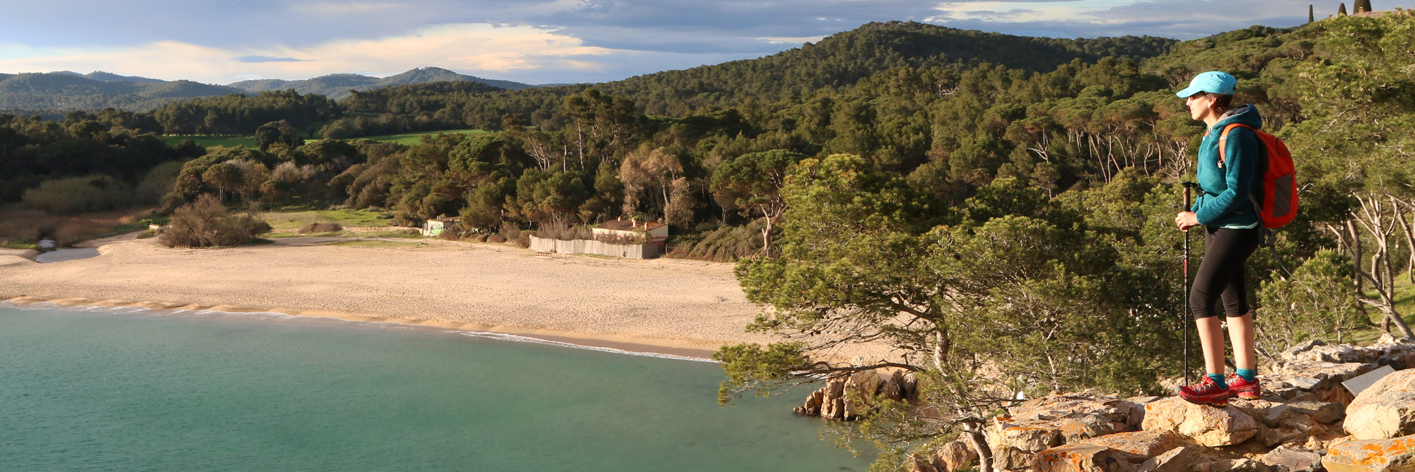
[[1218, 124, 1298, 228]]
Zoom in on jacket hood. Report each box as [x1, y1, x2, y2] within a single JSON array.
[[1212, 104, 1263, 131]]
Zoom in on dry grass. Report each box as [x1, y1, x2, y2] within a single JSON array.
[[0, 208, 153, 247]]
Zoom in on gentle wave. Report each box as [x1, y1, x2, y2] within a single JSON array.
[[0, 300, 716, 363]]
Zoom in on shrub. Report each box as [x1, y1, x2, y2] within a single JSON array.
[[438, 228, 462, 240], [517, 230, 533, 248], [487, 234, 507, 243], [23, 175, 132, 214], [535, 220, 592, 240], [158, 195, 271, 248], [135, 162, 184, 205], [1256, 250, 1367, 352], [298, 222, 343, 234], [497, 221, 521, 243], [664, 220, 768, 262]]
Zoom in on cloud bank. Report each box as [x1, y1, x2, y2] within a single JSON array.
[[0, 0, 1314, 85]]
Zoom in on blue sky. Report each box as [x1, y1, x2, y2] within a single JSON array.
[[0, 0, 1315, 85]]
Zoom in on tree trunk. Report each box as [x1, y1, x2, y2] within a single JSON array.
[[965, 426, 992, 472], [1394, 199, 1415, 283]]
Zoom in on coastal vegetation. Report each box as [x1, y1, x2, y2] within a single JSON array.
[[156, 195, 270, 248], [2, 14, 1414, 470]]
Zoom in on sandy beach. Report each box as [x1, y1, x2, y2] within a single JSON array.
[[0, 235, 887, 361]]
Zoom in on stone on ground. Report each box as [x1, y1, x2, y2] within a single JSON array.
[[1321, 434, 1415, 472], [1261, 446, 1323, 472], [1035, 443, 1131, 472], [1345, 369, 1415, 440], [1141, 397, 1259, 447]]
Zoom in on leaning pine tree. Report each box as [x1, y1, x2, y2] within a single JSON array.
[[716, 158, 1183, 471]]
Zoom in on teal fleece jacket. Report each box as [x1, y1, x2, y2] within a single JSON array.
[[1191, 105, 1263, 228]]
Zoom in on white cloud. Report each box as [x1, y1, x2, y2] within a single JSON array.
[[0, 23, 614, 84], [756, 36, 827, 44], [928, 1, 1135, 24]]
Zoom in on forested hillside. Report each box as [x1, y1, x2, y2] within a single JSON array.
[[312, 21, 1177, 136], [0, 73, 244, 110], [0, 67, 527, 112]]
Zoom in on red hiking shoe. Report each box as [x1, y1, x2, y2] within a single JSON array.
[[1177, 376, 1232, 407], [1226, 374, 1262, 399]]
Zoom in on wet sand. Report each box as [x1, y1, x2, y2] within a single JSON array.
[[0, 234, 889, 361]]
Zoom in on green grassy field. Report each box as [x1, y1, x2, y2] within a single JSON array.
[[260, 208, 396, 231], [349, 129, 488, 146], [162, 129, 486, 149], [162, 135, 258, 148]]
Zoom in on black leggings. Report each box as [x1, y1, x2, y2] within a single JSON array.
[[1190, 227, 1261, 319]]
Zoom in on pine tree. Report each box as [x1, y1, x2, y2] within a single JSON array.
[[1354, 0, 1370, 13], [1339, 2, 1348, 15]]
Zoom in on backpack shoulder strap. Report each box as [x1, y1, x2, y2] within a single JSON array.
[[1218, 123, 1268, 218], [1217, 123, 1252, 166]]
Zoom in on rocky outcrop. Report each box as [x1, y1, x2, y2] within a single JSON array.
[[1322, 434, 1415, 472], [1035, 443, 1132, 472], [987, 394, 1145, 457], [1265, 338, 1415, 404], [908, 440, 979, 472], [1141, 397, 1259, 447], [1261, 446, 1323, 472], [1078, 430, 1183, 458], [795, 339, 1415, 472], [935, 439, 977, 472], [794, 369, 919, 420], [1135, 446, 1200, 472], [1345, 369, 1415, 440]]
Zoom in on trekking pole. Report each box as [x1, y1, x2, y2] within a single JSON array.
[[1181, 181, 1198, 386]]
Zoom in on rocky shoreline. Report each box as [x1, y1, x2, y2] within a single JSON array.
[[795, 335, 1415, 472]]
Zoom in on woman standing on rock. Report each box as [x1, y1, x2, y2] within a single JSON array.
[[1173, 71, 1263, 406]]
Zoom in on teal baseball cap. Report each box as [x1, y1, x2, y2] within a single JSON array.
[[1176, 71, 1236, 98]]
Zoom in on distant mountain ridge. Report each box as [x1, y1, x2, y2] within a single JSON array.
[[0, 67, 532, 112], [0, 73, 245, 110], [226, 67, 532, 99]]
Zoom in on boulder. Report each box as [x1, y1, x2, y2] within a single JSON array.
[[933, 439, 977, 472], [842, 371, 884, 418], [1035, 443, 1131, 472], [881, 370, 907, 402], [1260, 412, 1327, 448], [795, 387, 825, 416], [1289, 401, 1347, 425], [1079, 430, 1184, 458], [1135, 446, 1201, 472], [907, 455, 942, 472], [989, 416, 1064, 452], [902, 372, 921, 403], [1345, 369, 1415, 440], [988, 393, 1133, 452], [1321, 434, 1415, 472], [1261, 446, 1323, 472], [1010, 394, 1141, 425], [819, 376, 848, 420], [992, 445, 1038, 471], [1142, 397, 1259, 447]]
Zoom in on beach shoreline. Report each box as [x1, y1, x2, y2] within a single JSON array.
[[0, 234, 893, 361], [0, 294, 721, 359]]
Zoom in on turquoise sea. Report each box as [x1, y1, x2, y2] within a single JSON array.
[[0, 304, 871, 471]]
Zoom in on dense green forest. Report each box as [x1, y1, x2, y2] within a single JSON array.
[[3, 15, 1414, 470]]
